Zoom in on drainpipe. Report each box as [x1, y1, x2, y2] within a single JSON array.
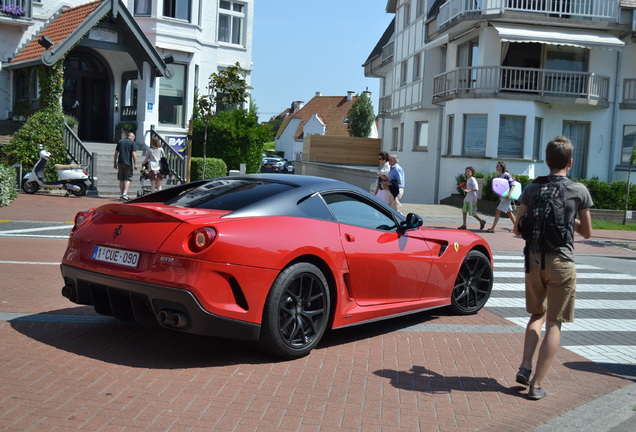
[[607, 48, 622, 183]]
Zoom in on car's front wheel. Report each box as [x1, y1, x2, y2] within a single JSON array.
[[260, 262, 330, 359], [449, 250, 493, 315]]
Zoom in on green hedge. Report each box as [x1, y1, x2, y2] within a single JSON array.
[[189, 157, 227, 181], [456, 171, 635, 210], [0, 164, 19, 207]]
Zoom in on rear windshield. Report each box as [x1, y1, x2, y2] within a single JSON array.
[[166, 179, 295, 211]]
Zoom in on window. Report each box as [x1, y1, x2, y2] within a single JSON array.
[[12, 68, 39, 117], [400, 61, 408, 86], [163, 0, 190, 20], [621, 125, 636, 165], [134, 0, 151, 15], [533, 118, 543, 161], [463, 115, 487, 156], [399, 123, 405, 151], [323, 193, 397, 231], [447, 115, 454, 156], [416, 0, 426, 17], [402, 1, 411, 28], [562, 121, 590, 179], [498, 115, 524, 158], [219, 1, 245, 45], [391, 127, 399, 151], [121, 72, 138, 120], [159, 64, 186, 126], [413, 54, 421, 81], [414, 121, 428, 150]]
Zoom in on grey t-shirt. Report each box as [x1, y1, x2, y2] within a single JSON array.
[[116, 138, 136, 166], [520, 175, 593, 261]]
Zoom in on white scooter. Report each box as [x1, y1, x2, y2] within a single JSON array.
[[22, 144, 89, 196]]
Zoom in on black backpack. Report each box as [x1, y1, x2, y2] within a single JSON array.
[[518, 176, 573, 271]]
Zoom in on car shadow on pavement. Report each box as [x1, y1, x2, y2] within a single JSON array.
[[563, 361, 636, 383], [373, 365, 523, 396], [9, 309, 279, 367]]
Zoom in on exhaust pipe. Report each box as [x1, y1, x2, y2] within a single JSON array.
[[61, 285, 74, 300], [170, 312, 190, 329], [157, 310, 173, 326]]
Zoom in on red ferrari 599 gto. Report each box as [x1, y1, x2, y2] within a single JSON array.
[[60, 175, 493, 358]]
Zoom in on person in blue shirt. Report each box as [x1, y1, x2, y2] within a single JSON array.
[[385, 154, 405, 213]]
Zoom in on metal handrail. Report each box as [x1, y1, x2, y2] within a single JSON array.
[[438, 0, 618, 29], [63, 123, 95, 190], [148, 128, 186, 185], [433, 65, 610, 101]]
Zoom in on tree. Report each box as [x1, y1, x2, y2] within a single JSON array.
[[196, 62, 252, 174], [346, 92, 375, 138]]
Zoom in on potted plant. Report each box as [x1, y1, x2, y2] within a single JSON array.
[[115, 121, 137, 140]]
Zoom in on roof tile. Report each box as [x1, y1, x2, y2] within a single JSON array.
[[11, 1, 103, 65]]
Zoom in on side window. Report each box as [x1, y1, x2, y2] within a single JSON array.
[[163, 0, 191, 21], [322, 193, 397, 231], [219, 1, 246, 45]]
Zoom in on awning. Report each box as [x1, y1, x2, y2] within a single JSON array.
[[492, 24, 625, 51]]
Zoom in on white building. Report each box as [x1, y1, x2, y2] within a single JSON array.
[[0, 0, 253, 146], [364, 0, 636, 204]]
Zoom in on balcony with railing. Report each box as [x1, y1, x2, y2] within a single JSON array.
[[437, 0, 619, 29], [378, 95, 392, 116], [0, 0, 32, 23], [433, 66, 610, 105], [364, 41, 395, 77]]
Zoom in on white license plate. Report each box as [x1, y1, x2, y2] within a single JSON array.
[[92, 245, 140, 268]]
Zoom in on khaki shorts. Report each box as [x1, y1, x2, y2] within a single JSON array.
[[525, 251, 577, 323]]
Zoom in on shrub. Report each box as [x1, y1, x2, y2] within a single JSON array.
[[579, 177, 636, 210], [1, 108, 65, 181], [0, 164, 19, 207], [189, 157, 227, 180], [456, 170, 636, 210]]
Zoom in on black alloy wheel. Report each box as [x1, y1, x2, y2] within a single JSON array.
[[260, 262, 330, 359], [450, 250, 493, 314]]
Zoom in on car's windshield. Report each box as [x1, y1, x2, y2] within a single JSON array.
[[166, 179, 295, 211]]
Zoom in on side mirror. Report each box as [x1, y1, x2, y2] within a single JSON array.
[[398, 213, 423, 231]]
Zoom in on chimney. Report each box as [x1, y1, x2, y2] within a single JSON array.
[[362, 90, 371, 97], [291, 101, 305, 113], [347, 91, 355, 101], [315, 91, 322, 97]]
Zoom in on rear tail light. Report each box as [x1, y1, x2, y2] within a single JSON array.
[[70, 211, 89, 235], [188, 227, 217, 252]]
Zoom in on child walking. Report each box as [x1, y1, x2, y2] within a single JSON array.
[[458, 166, 486, 230], [486, 161, 517, 233]]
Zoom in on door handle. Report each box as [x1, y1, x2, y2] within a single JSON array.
[[345, 233, 355, 242]]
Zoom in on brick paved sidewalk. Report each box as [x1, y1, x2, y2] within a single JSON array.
[[0, 192, 634, 431]]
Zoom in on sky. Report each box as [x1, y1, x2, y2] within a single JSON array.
[[250, 1, 394, 123]]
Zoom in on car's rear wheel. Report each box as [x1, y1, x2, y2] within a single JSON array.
[[260, 262, 330, 359], [449, 250, 493, 315]]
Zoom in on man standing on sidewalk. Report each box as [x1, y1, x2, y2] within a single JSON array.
[[386, 154, 405, 212], [114, 132, 138, 201]]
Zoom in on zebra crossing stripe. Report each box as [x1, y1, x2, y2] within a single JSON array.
[[494, 283, 636, 293], [492, 258, 636, 366], [494, 271, 636, 280]]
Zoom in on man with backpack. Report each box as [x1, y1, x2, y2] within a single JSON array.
[[512, 136, 593, 400]]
